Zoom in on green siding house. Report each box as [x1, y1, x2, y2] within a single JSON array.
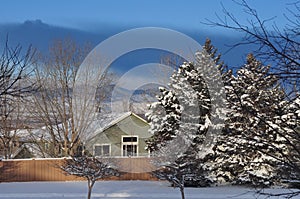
[[86, 112, 151, 157]]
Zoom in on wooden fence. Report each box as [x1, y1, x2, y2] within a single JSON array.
[[0, 157, 158, 182]]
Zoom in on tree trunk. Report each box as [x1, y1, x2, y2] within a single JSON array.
[[87, 186, 92, 199], [180, 186, 185, 199], [87, 179, 95, 199]]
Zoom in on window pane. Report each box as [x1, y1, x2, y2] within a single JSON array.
[[123, 145, 126, 156], [123, 136, 138, 142], [94, 146, 102, 156], [127, 145, 133, 156], [103, 145, 110, 156], [122, 144, 137, 156]]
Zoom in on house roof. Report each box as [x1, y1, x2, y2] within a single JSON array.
[[11, 142, 49, 159], [12, 111, 149, 144], [86, 112, 149, 141], [101, 112, 148, 132]]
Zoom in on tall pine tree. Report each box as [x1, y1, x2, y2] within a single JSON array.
[[147, 46, 225, 186], [212, 54, 287, 186], [271, 95, 300, 187]]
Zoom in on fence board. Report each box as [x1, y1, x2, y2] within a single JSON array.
[[0, 158, 158, 182]]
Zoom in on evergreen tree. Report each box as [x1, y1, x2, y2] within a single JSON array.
[[170, 59, 213, 186], [203, 38, 227, 74], [212, 54, 287, 186], [272, 95, 300, 187], [147, 48, 224, 186], [146, 87, 181, 151]]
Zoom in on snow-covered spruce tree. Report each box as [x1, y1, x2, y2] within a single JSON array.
[[61, 155, 118, 199], [147, 39, 225, 154], [203, 38, 228, 74], [147, 48, 226, 192], [169, 59, 213, 188], [285, 96, 300, 184], [272, 95, 300, 188], [212, 54, 287, 186], [146, 87, 181, 152]]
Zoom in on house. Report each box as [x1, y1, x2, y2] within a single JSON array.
[[1, 112, 152, 159], [86, 112, 151, 157], [0, 127, 61, 159]]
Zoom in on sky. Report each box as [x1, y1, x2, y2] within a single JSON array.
[[0, 0, 295, 89], [0, 0, 294, 31]]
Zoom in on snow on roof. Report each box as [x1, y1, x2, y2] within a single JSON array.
[[86, 112, 149, 140], [100, 112, 148, 132], [16, 126, 55, 141], [13, 112, 148, 143], [11, 142, 50, 159]]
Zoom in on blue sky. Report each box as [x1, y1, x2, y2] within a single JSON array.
[[0, 0, 293, 31], [0, 0, 295, 95], [0, 0, 294, 77]]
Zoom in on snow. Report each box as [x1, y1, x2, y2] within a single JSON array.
[[0, 181, 298, 199]]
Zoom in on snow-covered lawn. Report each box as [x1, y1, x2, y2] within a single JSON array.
[[0, 181, 298, 199]]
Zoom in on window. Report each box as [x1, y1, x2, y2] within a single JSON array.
[[94, 144, 110, 156], [123, 136, 138, 142], [122, 136, 138, 157], [123, 144, 137, 156]]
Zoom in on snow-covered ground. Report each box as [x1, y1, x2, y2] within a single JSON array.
[[0, 181, 298, 199]]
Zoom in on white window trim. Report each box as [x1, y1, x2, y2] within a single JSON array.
[[93, 143, 111, 157], [121, 135, 139, 157]]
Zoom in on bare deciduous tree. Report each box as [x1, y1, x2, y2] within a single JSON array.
[[61, 155, 118, 199], [151, 140, 187, 199], [0, 39, 35, 98], [0, 39, 36, 159], [32, 38, 113, 157], [153, 163, 186, 199], [204, 0, 300, 95]]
